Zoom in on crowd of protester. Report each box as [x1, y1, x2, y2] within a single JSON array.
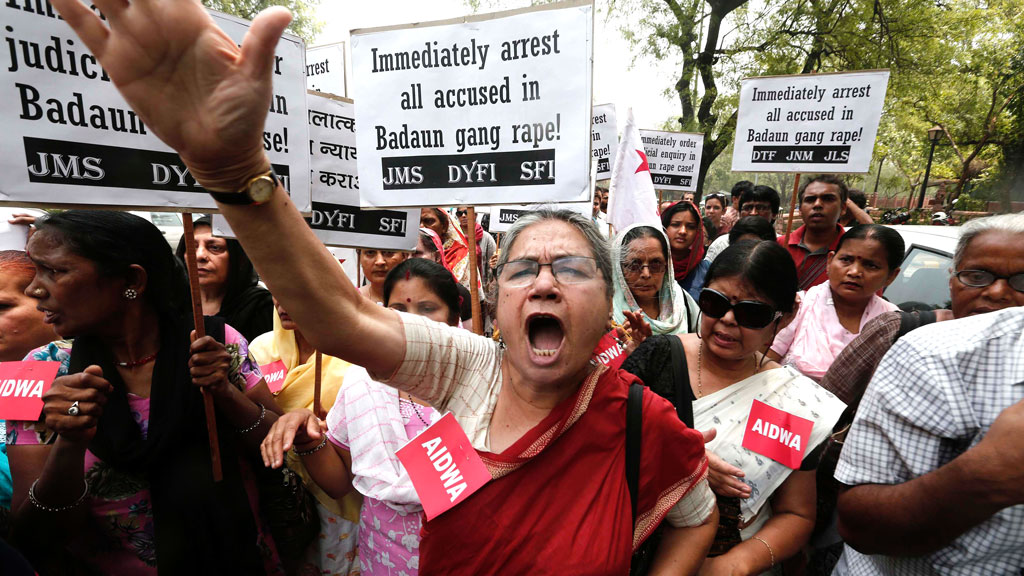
[[0, 3, 1021, 575]]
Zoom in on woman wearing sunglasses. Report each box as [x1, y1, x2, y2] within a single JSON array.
[[767, 224, 904, 381], [623, 240, 845, 575], [611, 225, 699, 338]]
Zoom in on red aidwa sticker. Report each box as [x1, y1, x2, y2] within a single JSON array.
[[741, 399, 815, 469], [396, 412, 491, 520], [0, 361, 61, 421]]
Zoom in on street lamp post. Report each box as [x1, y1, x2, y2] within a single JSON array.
[[916, 126, 943, 209]]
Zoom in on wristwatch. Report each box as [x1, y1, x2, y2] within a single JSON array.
[[207, 170, 279, 205]]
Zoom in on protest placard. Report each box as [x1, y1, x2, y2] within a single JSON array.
[[731, 70, 890, 174], [592, 103, 617, 180], [0, 5, 311, 212], [638, 130, 704, 192], [306, 42, 347, 97], [488, 201, 591, 233], [213, 93, 418, 250], [350, 1, 593, 208]]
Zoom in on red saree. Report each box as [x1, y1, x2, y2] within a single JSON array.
[[419, 365, 709, 575]]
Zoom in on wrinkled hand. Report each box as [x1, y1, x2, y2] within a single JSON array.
[[42, 365, 112, 443], [700, 427, 751, 499], [260, 409, 327, 469], [49, 0, 292, 187], [189, 332, 234, 397], [974, 398, 1024, 506], [621, 309, 652, 353]]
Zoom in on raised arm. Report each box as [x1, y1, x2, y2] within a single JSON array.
[[49, 0, 405, 375]]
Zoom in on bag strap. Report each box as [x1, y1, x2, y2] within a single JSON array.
[[626, 381, 644, 525], [668, 336, 694, 428]]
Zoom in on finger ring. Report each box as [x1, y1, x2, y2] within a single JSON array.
[[67, 401, 80, 416]]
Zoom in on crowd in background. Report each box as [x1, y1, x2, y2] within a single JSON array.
[[0, 3, 1021, 575]]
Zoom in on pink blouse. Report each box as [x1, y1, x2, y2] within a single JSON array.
[[770, 282, 899, 381]]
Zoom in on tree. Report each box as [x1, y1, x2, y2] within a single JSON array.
[[203, 0, 323, 44]]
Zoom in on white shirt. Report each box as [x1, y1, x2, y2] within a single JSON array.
[[834, 307, 1024, 575]]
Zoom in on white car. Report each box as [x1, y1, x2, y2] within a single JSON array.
[[130, 211, 185, 248], [882, 225, 960, 311]]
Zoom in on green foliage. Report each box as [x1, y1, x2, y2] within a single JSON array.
[[203, 0, 323, 44]]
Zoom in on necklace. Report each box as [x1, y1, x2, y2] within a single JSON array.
[[116, 352, 158, 368], [400, 393, 430, 427], [696, 341, 759, 398]]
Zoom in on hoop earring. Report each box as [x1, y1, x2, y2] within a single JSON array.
[[124, 288, 138, 300]]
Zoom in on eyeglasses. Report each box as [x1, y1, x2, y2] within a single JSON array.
[[455, 210, 468, 217], [497, 256, 599, 288], [623, 260, 666, 275], [955, 269, 1024, 292], [698, 288, 781, 329], [740, 203, 773, 215]]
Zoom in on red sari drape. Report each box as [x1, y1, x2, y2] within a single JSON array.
[[419, 365, 709, 575]]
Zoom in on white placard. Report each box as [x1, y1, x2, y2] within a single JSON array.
[[731, 70, 890, 173], [306, 42, 347, 97], [488, 201, 591, 233], [214, 93, 418, 251], [306, 93, 417, 249], [351, 1, 593, 208], [591, 103, 617, 180], [0, 6, 311, 212], [638, 130, 704, 192]]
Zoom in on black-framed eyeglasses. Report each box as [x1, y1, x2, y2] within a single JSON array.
[[623, 259, 667, 275], [955, 269, 1024, 293], [698, 288, 781, 329], [497, 256, 599, 288], [455, 209, 468, 217]]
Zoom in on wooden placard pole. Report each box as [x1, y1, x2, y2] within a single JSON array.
[[182, 213, 224, 482], [466, 207, 483, 335], [314, 351, 324, 419], [784, 174, 802, 242]]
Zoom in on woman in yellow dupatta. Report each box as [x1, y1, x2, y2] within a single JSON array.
[[250, 298, 362, 576]]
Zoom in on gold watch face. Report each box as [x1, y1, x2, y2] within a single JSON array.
[[249, 176, 275, 203]]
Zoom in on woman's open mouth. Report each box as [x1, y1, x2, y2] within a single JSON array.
[[526, 313, 565, 361]]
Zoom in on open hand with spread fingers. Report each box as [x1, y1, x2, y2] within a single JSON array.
[[47, 0, 293, 189]]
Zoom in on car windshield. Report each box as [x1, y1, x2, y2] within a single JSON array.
[[883, 246, 952, 311]]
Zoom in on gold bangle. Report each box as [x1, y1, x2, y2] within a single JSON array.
[[752, 535, 775, 567]]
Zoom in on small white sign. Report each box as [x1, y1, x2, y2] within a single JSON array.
[[591, 103, 617, 180], [306, 42, 347, 97], [350, 1, 593, 208], [488, 201, 591, 233], [731, 70, 890, 174], [0, 6, 311, 212], [305, 93, 417, 250], [638, 130, 704, 192]]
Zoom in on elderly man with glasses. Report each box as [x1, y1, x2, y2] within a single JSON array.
[[824, 213, 1024, 576]]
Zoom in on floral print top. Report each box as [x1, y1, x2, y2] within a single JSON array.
[[6, 328, 281, 576]]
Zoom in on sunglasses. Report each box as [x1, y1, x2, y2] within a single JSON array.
[[698, 288, 781, 329], [455, 209, 468, 217]]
